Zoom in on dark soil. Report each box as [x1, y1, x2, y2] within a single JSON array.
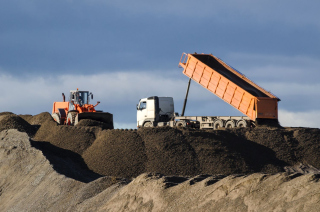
[[0, 113, 37, 136], [1, 112, 319, 179]]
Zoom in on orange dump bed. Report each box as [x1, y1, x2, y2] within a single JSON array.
[[179, 53, 280, 121]]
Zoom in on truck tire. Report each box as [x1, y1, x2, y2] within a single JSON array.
[[225, 120, 236, 128], [67, 111, 78, 126], [176, 121, 187, 127], [213, 119, 224, 130], [236, 119, 247, 128], [143, 122, 153, 127], [52, 113, 61, 124]]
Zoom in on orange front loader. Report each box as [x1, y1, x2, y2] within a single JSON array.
[[52, 89, 113, 129]]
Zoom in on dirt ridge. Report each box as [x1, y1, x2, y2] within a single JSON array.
[[1, 112, 319, 178], [1, 112, 320, 211]]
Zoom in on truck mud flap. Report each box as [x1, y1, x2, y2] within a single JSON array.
[[77, 112, 114, 129]]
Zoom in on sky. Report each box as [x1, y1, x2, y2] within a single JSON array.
[[1, 0, 319, 129]]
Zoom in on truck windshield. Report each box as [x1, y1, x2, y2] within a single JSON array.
[[139, 101, 146, 110]]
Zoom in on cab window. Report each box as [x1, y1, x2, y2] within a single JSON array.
[[139, 101, 146, 110]]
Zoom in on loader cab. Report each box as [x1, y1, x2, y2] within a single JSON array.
[[69, 90, 91, 106]]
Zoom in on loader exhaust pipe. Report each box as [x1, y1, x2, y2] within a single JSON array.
[[62, 93, 65, 102], [181, 78, 191, 116]]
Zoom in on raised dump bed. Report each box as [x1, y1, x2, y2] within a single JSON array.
[[179, 53, 280, 121]]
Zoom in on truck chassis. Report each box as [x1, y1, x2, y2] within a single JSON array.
[[146, 115, 252, 130]]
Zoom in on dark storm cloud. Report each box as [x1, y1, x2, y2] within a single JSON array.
[[1, 0, 319, 77], [0, 0, 319, 128]]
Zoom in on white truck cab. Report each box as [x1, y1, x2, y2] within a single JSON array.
[[137, 96, 174, 128]]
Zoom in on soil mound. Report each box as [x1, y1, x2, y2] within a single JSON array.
[[83, 129, 146, 178], [33, 116, 99, 155], [0, 111, 14, 116], [0, 113, 36, 136], [1, 113, 320, 211], [1, 112, 320, 179], [0, 129, 127, 211], [2, 130, 319, 211], [19, 112, 53, 126], [76, 119, 112, 129], [82, 126, 320, 178]]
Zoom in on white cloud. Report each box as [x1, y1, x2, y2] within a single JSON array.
[[58, 71, 185, 102], [279, 109, 320, 128], [56, 71, 216, 104], [0, 71, 217, 128], [0, 74, 56, 111], [0, 71, 209, 114], [1, 70, 319, 129]]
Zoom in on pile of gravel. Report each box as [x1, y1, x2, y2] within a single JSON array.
[[19, 112, 53, 126], [1, 112, 320, 179], [0, 112, 37, 136]]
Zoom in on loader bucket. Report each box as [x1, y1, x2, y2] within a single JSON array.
[[76, 112, 114, 129]]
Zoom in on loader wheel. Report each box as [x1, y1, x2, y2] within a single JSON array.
[[143, 122, 153, 127], [213, 119, 224, 130], [67, 112, 78, 126], [51, 113, 61, 125]]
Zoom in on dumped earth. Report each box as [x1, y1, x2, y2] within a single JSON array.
[[1, 112, 320, 211]]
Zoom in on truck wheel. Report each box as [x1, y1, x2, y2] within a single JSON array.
[[225, 120, 235, 128], [213, 119, 224, 130], [52, 113, 61, 124], [67, 112, 78, 126], [176, 121, 187, 127], [143, 122, 153, 127], [236, 120, 247, 128]]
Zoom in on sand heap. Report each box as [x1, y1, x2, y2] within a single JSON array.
[[0, 126, 320, 211]]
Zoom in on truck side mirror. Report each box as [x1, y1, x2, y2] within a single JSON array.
[[136, 104, 139, 110]]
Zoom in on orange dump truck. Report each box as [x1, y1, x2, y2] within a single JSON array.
[[179, 53, 280, 126]]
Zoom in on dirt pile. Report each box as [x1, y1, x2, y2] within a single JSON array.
[[1, 130, 320, 211], [1, 112, 320, 211], [0, 112, 37, 136], [1, 112, 318, 178], [0, 129, 127, 212], [97, 172, 320, 212]]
